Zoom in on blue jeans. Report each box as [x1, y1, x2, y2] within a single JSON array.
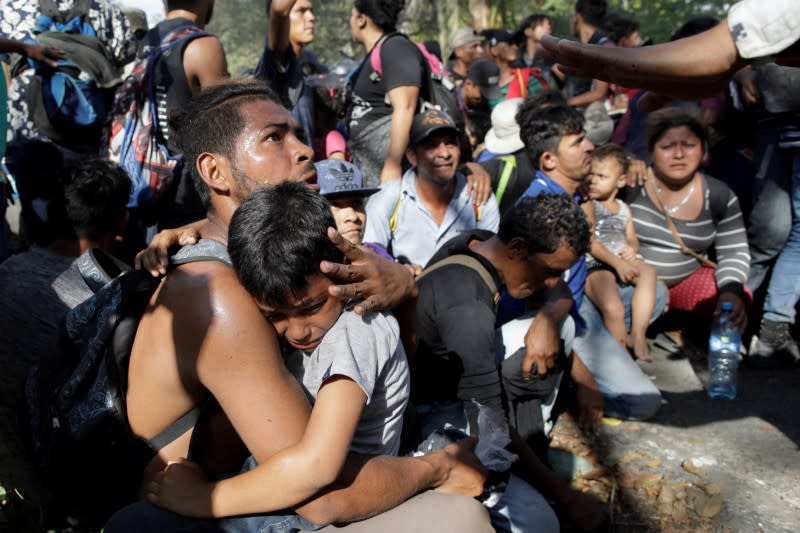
[[415, 403, 559, 533], [572, 283, 668, 420], [105, 456, 319, 533], [747, 119, 796, 291], [105, 499, 318, 533], [762, 149, 800, 324]]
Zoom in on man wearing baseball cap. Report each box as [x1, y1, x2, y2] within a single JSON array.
[[483, 28, 548, 107], [459, 59, 501, 115], [447, 28, 485, 85], [364, 109, 500, 269]]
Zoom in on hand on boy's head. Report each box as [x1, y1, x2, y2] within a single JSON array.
[[322, 227, 417, 315], [145, 459, 214, 518]]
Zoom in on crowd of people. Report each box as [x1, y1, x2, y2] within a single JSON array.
[[0, 0, 798, 531]]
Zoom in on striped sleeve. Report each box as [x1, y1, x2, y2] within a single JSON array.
[[713, 190, 750, 290]]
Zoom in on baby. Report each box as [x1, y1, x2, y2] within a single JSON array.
[[582, 144, 657, 361]]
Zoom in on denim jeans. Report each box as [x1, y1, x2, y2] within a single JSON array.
[[747, 118, 796, 291], [762, 149, 800, 324], [572, 283, 668, 420]]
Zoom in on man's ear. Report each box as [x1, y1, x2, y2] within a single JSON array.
[[406, 147, 418, 167], [197, 151, 232, 196], [540, 150, 558, 172], [508, 236, 529, 259]]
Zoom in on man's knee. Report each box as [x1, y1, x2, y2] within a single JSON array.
[[605, 391, 662, 420]]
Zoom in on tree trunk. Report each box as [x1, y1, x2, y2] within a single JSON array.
[[469, 0, 489, 31]]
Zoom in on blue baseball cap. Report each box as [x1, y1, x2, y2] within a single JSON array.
[[316, 160, 381, 198]]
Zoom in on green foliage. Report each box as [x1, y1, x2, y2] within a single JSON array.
[[209, 0, 734, 75]]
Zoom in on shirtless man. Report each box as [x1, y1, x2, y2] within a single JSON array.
[[106, 79, 490, 532]]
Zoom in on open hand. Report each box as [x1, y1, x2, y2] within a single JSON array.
[[321, 227, 417, 314], [463, 162, 492, 206], [23, 43, 64, 68]]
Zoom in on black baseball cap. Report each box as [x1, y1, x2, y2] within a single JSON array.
[[482, 29, 515, 48], [409, 109, 462, 146], [467, 59, 501, 101]]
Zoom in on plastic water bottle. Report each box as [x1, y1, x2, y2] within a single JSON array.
[[707, 301, 741, 399]]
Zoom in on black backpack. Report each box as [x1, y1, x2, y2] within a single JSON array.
[[25, 246, 228, 526]]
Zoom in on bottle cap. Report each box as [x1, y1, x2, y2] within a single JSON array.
[[721, 301, 734, 312]]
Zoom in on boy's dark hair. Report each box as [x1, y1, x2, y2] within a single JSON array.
[[498, 193, 591, 257], [575, 0, 607, 27], [518, 104, 584, 170], [170, 80, 283, 210], [64, 158, 132, 241], [604, 14, 639, 44], [228, 182, 344, 307], [354, 0, 406, 33], [467, 110, 491, 146], [646, 107, 708, 154], [592, 143, 629, 174]]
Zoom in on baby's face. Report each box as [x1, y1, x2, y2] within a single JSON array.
[[588, 158, 626, 201]]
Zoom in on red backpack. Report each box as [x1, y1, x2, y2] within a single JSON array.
[[104, 25, 209, 209]]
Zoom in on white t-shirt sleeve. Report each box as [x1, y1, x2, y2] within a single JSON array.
[[728, 0, 800, 59]]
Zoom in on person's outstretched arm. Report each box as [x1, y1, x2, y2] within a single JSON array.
[[537, 0, 800, 111]]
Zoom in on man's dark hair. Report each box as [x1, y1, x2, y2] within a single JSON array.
[[228, 182, 344, 307], [515, 89, 567, 129], [498, 193, 591, 257], [170, 80, 283, 210], [354, 0, 406, 33], [575, 0, 607, 27], [518, 104, 584, 170], [669, 16, 718, 42], [646, 107, 708, 154], [513, 13, 550, 44], [604, 14, 639, 44], [592, 143, 629, 174], [64, 158, 131, 241]]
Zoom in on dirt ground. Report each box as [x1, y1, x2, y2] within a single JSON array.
[[550, 341, 800, 532]]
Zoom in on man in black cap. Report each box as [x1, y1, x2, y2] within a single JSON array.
[[483, 29, 548, 106], [364, 109, 500, 269], [458, 59, 501, 115]]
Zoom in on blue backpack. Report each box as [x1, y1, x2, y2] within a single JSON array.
[[13, 0, 121, 151]]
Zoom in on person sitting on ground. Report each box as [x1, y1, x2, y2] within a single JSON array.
[[482, 29, 547, 108], [582, 144, 657, 361], [145, 182, 415, 532], [0, 156, 131, 503], [447, 28, 485, 85], [624, 107, 750, 339], [106, 80, 491, 533], [413, 193, 608, 532], [364, 109, 500, 270], [508, 104, 666, 421]]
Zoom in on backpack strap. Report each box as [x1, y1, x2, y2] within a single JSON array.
[[147, 406, 201, 451], [495, 155, 518, 206], [76, 249, 131, 292], [171, 238, 233, 268], [417, 254, 500, 308]]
